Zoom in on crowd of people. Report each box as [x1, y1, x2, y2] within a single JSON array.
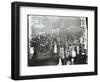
[[53, 40, 88, 65], [29, 34, 88, 66]]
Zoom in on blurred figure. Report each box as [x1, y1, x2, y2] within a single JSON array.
[[75, 43, 80, 55], [54, 41, 57, 54], [71, 48, 76, 64], [29, 47, 34, 60], [57, 57, 62, 65], [59, 47, 65, 65], [68, 44, 72, 64], [81, 45, 87, 64], [65, 49, 71, 65]]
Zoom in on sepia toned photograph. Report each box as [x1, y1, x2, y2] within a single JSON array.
[[28, 15, 88, 66]]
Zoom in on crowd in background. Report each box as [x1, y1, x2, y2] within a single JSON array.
[[52, 38, 87, 65], [29, 33, 87, 65]]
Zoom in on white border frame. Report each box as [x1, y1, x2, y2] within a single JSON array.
[[20, 6, 95, 76]]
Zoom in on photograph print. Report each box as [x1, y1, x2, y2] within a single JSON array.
[[11, 2, 97, 80], [28, 15, 88, 66]]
